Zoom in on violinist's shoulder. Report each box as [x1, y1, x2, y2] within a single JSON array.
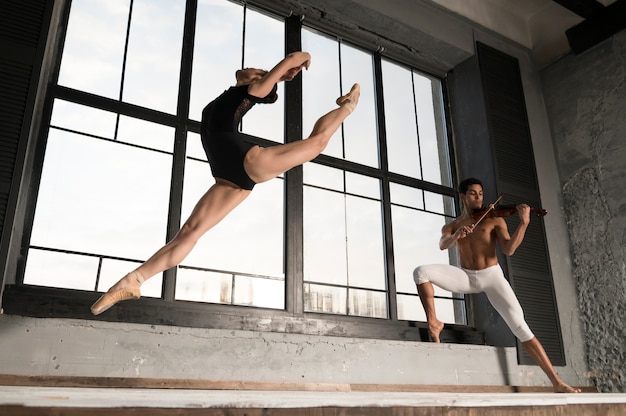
[[441, 220, 455, 233], [443, 217, 463, 233], [494, 215, 508, 226]]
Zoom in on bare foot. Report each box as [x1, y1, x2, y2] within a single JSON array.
[[428, 319, 444, 343], [336, 83, 360, 113], [554, 382, 582, 393], [90, 271, 144, 315]]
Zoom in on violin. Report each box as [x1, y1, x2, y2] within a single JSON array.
[[472, 204, 547, 221]]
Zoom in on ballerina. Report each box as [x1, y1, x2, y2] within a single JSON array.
[[91, 51, 360, 315]]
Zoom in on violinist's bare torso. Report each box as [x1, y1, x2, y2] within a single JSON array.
[[442, 215, 506, 270], [439, 184, 528, 268]]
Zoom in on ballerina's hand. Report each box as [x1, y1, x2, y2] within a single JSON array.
[[281, 64, 306, 81], [295, 51, 311, 70]]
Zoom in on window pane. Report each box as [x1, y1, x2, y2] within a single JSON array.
[[50, 100, 117, 138], [241, 8, 284, 142], [424, 191, 456, 216], [233, 275, 284, 309], [390, 182, 424, 210], [304, 284, 346, 314], [345, 172, 380, 199], [302, 29, 342, 159], [24, 249, 99, 290], [382, 59, 421, 178], [340, 44, 378, 167], [414, 74, 448, 185], [346, 195, 385, 290], [176, 268, 232, 304], [303, 163, 343, 192], [189, 0, 243, 120], [29, 130, 171, 261], [122, 0, 185, 113], [397, 294, 422, 321], [349, 289, 387, 318], [303, 187, 347, 285], [117, 116, 175, 152], [57, 0, 129, 99]]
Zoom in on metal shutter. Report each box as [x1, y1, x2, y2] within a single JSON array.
[[477, 42, 565, 365], [0, 0, 49, 305]]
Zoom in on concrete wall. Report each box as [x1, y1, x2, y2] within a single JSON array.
[[541, 30, 626, 393]]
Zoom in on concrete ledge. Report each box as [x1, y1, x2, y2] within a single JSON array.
[[0, 315, 590, 390]]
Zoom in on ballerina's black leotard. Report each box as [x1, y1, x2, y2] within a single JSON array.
[[200, 84, 278, 190]]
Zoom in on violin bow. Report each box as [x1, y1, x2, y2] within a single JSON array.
[[470, 193, 503, 230]]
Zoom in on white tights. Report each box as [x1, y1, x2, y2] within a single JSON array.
[[413, 264, 534, 342]]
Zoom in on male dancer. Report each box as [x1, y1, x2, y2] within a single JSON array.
[[413, 177, 581, 393]]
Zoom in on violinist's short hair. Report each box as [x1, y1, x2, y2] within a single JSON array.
[[458, 177, 483, 195]]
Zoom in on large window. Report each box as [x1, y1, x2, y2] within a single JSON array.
[[19, 0, 464, 336]]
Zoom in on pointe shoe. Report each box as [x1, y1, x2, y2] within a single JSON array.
[[91, 287, 141, 315], [336, 83, 360, 113], [91, 271, 144, 315]]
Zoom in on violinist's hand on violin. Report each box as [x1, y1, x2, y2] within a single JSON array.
[[517, 204, 531, 225], [455, 225, 474, 240]]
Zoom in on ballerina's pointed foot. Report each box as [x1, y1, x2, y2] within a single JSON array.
[[91, 287, 141, 315], [336, 83, 360, 113], [90, 272, 143, 315]]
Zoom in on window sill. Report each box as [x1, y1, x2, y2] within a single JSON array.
[[1, 284, 484, 344]]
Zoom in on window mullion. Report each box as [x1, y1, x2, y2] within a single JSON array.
[[162, 0, 198, 302], [284, 13, 304, 315], [373, 52, 398, 321]]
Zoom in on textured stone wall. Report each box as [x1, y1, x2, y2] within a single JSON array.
[[541, 31, 626, 393]]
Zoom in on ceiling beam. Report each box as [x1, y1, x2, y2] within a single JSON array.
[[552, 0, 605, 19], [562, 0, 626, 54]]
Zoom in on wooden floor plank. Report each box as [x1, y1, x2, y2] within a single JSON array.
[[0, 374, 597, 393], [1, 404, 625, 416]]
